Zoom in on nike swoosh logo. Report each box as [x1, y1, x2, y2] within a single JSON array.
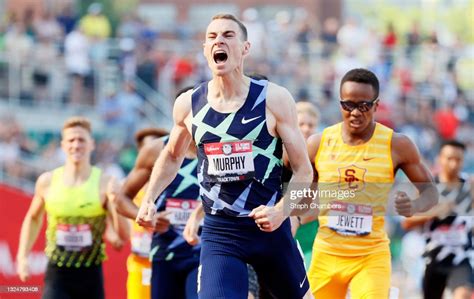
[[299, 275, 307, 288], [363, 157, 375, 161], [241, 116, 262, 124]]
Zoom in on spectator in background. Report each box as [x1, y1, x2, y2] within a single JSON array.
[[434, 104, 459, 140], [296, 19, 313, 61], [99, 84, 123, 128], [242, 8, 267, 59], [95, 140, 126, 180], [40, 140, 65, 170], [0, 115, 37, 180], [31, 35, 59, 103], [56, 3, 78, 36], [135, 47, 157, 91], [79, 3, 111, 40], [0, 18, 9, 50], [382, 23, 397, 82], [267, 10, 295, 62], [117, 13, 141, 40], [337, 18, 368, 55], [320, 17, 339, 58], [34, 10, 62, 44], [4, 21, 33, 66], [22, 7, 36, 40], [115, 81, 142, 138], [406, 21, 421, 60], [64, 25, 91, 105], [118, 37, 137, 80], [0, 116, 21, 177], [4, 21, 34, 99], [99, 82, 141, 143]]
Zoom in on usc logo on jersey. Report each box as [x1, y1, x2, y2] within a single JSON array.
[[338, 165, 366, 191]]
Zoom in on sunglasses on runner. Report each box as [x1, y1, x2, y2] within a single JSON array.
[[339, 98, 379, 112]]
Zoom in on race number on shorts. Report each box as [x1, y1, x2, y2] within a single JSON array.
[[204, 140, 255, 182], [328, 201, 373, 236], [56, 224, 92, 250], [166, 199, 201, 226]]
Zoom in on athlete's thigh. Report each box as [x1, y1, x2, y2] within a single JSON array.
[[127, 267, 151, 299], [42, 268, 72, 299], [308, 249, 349, 299], [127, 257, 151, 299], [184, 263, 199, 299], [349, 250, 391, 299], [252, 220, 309, 299], [151, 260, 184, 299], [198, 252, 248, 299]]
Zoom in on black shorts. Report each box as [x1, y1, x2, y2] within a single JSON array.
[[42, 263, 104, 299], [423, 260, 473, 299]]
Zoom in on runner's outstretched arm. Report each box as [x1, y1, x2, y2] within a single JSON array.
[[250, 84, 313, 232], [136, 91, 193, 227], [16, 172, 49, 281], [393, 134, 438, 217], [115, 139, 164, 220]]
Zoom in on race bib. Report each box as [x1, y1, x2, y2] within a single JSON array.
[[56, 224, 92, 250], [131, 231, 152, 256], [166, 199, 201, 226], [431, 224, 468, 246], [327, 201, 373, 236], [204, 141, 255, 182]]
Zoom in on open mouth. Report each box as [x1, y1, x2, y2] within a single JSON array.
[[213, 50, 228, 64], [349, 119, 363, 127]]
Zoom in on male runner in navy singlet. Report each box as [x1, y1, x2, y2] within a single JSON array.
[[136, 14, 313, 299]]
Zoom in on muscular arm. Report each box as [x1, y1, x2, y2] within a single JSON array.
[[115, 139, 164, 219], [102, 174, 130, 243], [137, 91, 194, 225], [393, 133, 438, 214], [296, 133, 322, 222], [267, 84, 313, 214], [16, 172, 49, 280]]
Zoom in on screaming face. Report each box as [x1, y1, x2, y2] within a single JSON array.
[[203, 18, 250, 76]]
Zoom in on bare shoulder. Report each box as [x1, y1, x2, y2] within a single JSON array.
[[392, 132, 421, 165], [266, 82, 294, 107], [136, 138, 165, 170], [307, 133, 323, 158], [307, 133, 323, 150], [265, 82, 296, 120], [173, 89, 194, 123], [35, 171, 53, 196]]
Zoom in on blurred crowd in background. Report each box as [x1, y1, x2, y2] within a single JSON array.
[[0, 2, 472, 297]]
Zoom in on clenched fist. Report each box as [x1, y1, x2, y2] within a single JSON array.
[[136, 201, 157, 228], [395, 191, 417, 217]]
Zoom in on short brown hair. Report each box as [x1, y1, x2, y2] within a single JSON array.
[[134, 127, 168, 148], [212, 13, 248, 41], [62, 116, 92, 135], [296, 101, 320, 120]]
